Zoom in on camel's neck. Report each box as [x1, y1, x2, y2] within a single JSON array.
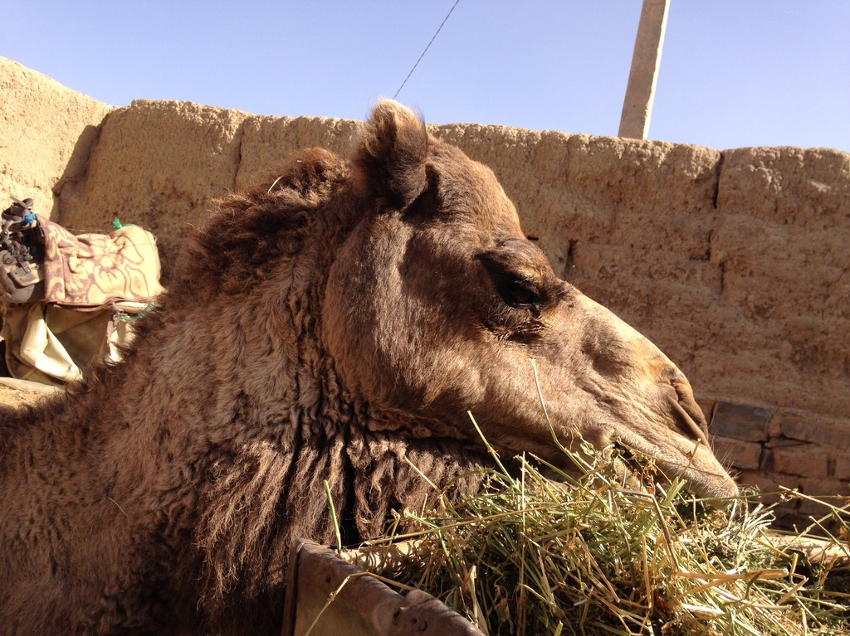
[[132, 214, 339, 424], [0, 200, 343, 484]]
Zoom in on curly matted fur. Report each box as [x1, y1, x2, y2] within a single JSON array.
[[0, 100, 736, 636]]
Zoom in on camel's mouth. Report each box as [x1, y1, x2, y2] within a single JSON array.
[[611, 432, 739, 501], [573, 386, 738, 500]]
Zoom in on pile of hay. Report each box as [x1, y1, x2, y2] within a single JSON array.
[[351, 417, 849, 635]]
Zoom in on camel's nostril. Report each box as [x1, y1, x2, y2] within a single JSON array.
[[661, 369, 710, 443], [670, 376, 708, 445], [670, 397, 709, 444]]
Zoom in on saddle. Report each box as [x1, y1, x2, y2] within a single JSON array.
[[0, 197, 164, 384]]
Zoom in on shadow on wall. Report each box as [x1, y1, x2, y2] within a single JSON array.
[[55, 123, 106, 224]]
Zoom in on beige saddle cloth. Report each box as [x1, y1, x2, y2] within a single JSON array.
[[1, 219, 163, 385]]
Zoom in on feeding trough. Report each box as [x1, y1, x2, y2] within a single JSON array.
[[282, 539, 482, 636]]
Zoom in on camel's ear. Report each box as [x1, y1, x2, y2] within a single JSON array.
[[352, 100, 428, 210]]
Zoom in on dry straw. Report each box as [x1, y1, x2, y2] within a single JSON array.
[[348, 366, 850, 635]]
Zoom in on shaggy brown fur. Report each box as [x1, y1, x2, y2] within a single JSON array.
[[0, 101, 736, 636]]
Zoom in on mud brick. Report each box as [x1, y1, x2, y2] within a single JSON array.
[[696, 398, 716, 423], [798, 476, 849, 497], [777, 412, 850, 450], [735, 470, 784, 505], [796, 477, 849, 518], [712, 435, 761, 470], [770, 444, 829, 478], [763, 438, 804, 449], [835, 456, 850, 481], [766, 409, 785, 439], [709, 400, 771, 442], [743, 471, 810, 529]]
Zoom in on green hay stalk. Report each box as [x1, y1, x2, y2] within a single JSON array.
[[356, 433, 849, 636]]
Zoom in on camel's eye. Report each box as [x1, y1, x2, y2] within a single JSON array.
[[477, 248, 549, 315], [499, 278, 541, 310]]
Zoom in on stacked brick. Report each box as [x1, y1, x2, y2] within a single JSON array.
[[709, 401, 848, 527]]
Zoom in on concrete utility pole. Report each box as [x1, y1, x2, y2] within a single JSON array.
[[618, 0, 670, 139]]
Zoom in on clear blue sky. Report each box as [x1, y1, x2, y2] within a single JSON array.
[[5, 1, 850, 152]]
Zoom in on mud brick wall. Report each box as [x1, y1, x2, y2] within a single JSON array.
[[2, 57, 848, 526], [0, 58, 111, 218]]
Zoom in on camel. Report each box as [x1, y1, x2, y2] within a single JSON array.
[[0, 100, 737, 635]]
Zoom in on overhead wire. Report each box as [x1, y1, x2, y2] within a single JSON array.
[[393, 0, 462, 99]]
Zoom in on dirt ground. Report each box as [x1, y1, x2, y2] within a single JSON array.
[[0, 380, 61, 408]]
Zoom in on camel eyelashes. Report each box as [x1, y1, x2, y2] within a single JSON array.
[[499, 278, 541, 311], [477, 250, 552, 313]]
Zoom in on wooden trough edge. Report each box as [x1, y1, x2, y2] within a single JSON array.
[[282, 538, 483, 636]]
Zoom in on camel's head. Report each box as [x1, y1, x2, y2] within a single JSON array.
[[323, 100, 737, 499]]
